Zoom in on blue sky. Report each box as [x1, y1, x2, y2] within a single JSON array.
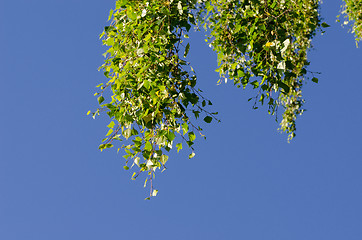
[[1, 1, 361, 239]]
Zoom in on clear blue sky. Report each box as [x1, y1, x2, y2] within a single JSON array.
[[1, 1, 361, 239]]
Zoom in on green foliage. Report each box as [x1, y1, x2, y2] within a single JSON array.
[[93, 0, 216, 197], [340, 0, 362, 45], [200, 0, 321, 141], [90, 0, 358, 198]]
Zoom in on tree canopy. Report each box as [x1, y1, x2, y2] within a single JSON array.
[[89, 0, 362, 198], [340, 0, 362, 45]]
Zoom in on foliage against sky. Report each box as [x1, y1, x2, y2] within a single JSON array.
[[341, 0, 362, 45], [91, 0, 361, 197]]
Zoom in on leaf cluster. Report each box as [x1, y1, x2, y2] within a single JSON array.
[[199, 0, 322, 141], [91, 0, 335, 197], [92, 0, 217, 198], [340, 0, 362, 45]]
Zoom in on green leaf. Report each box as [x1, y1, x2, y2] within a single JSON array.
[[277, 81, 290, 93], [97, 96, 105, 104], [160, 155, 168, 165], [107, 121, 115, 128], [321, 22, 330, 28], [105, 38, 114, 46], [176, 143, 182, 153], [182, 122, 188, 135], [184, 43, 190, 58], [145, 141, 152, 151], [108, 9, 113, 21], [99, 143, 113, 151], [312, 77, 319, 83], [166, 131, 175, 142], [189, 152, 195, 159], [143, 113, 153, 123], [203, 116, 212, 123], [106, 129, 113, 136], [188, 132, 196, 142], [123, 166, 129, 170], [126, 7, 137, 20], [117, 0, 128, 8], [143, 80, 151, 90]]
